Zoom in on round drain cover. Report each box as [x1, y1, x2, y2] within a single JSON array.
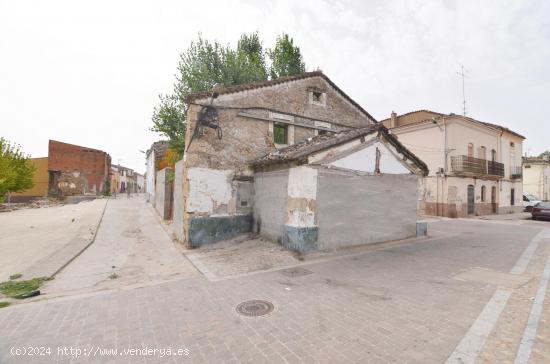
[[236, 300, 274, 317]]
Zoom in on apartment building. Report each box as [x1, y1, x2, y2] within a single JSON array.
[[382, 110, 524, 217]]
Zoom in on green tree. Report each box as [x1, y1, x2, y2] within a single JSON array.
[[151, 32, 306, 158], [268, 33, 306, 79], [0, 138, 35, 202], [538, 151, 550, 159], [151, 94, 187, 156]]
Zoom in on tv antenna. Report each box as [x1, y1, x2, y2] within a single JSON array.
[[456, 63, 470, 116]]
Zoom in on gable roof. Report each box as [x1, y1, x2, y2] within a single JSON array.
[[252, 124, 429, 175], [184, 71, 377, 123], [382, 110, 525, 139]]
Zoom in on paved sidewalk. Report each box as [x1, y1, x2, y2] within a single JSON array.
[[0, 199, 108, 282], [42, 194, 199, 296], [184, 235, 300, 280], [1, 219, 548, 363]]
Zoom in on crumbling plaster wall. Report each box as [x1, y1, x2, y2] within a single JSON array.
[[172, 160, 185, 242], [155, 167, 173, 220], [56, 171, 89, 196], [186, 168, 233, 215], [253, 169, 289, 242]]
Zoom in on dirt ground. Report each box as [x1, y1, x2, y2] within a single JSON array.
[[0, 199, 107, 282]]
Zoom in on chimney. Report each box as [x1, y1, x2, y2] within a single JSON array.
[[390, 111, 397, 128]]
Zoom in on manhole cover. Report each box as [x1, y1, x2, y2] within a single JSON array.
[[236, 300, 274, 317], [280, 267, 313, 277]]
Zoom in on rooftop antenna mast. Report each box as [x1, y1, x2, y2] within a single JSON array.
[[457, 63, 469, 116]]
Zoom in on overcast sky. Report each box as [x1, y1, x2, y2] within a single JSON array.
[[1, 0, 549, 173]]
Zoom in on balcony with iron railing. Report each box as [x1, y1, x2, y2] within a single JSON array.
[[510, 166, 522, 180], [450, 155, 505, 178]]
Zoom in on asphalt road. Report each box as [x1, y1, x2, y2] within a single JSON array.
[[1, 213, 549, 363]]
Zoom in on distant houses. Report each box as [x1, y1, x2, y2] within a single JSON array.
[[110, 164, 144, 194], [10, 139, 149, 203]]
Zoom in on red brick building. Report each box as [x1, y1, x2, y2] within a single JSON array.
[[48, 140, 111, 196]]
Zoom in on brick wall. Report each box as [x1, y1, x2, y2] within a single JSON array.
[[48, 140, 111, 196]]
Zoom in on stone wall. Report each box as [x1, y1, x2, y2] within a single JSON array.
[[181, 75, 374, 246], [155, 167, 173, 220]]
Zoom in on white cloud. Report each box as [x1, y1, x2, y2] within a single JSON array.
[[1, 0, 549, 171]]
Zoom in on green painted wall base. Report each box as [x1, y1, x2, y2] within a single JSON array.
[[282, 225, 319, 252], [188, 214, 252, 247]]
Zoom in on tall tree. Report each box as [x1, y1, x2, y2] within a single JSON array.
[[151, 32, 306, 158], [268, 33, 306, 79], [0, 138, 35, 202], [538, 151, 550, 159], [151, 94, 186, 156]]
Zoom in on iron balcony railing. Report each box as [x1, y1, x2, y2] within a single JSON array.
[[510, 166, 522, 180], [450, 155, 505, 178]]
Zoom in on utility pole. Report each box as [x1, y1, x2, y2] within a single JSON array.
[[457, 64, 468, 116]]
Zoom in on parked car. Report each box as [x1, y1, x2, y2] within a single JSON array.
[[523, 193, 541, 212], [532, 202, 550, 220]]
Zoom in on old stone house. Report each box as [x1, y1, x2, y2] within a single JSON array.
[[381, 110, 525, 217], [48, 140, 111, 197], [178, 71, 427, 249]]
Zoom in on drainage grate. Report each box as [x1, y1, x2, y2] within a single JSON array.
[[279, 267, 313, 277], [236, 300, 274, 317]]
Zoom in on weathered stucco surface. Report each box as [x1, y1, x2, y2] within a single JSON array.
[[315, 168, 418, 250], [253, 170, 289, 243], [155, 168, 173, 220], [287, 166, 318, 227], [330, 142, 411, 174], [186, 168, 233, 214], [172, 160, 185, 242]]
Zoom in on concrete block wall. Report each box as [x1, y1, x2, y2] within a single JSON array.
[[155, 167, 173, 220], [254, 165, 419, 252], [316, 169, 418, 249]]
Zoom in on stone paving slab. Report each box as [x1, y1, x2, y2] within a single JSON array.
[[184, 235, 300, 280], [0, 219, 546, 363]]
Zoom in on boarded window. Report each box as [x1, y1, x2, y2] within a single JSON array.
[[274, 124, 287, 144], [481, 186, 486, 202]]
